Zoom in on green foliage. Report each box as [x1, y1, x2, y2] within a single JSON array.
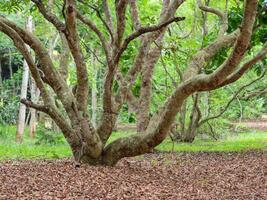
[[0, 70, 22, 124], [0, 0, 30, 13], [35, 125, 66, 145]]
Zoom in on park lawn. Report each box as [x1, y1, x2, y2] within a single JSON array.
[[157, 131, 267, 152], [0, 125, 266, 160]]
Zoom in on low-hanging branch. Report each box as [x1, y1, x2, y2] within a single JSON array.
[[20, 99, 49, 113]]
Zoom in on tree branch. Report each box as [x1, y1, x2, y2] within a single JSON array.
[[65, 0, 89, 113], [21, 99, 49, 113], [77, 0, 114, 42], [197, 0, 228, 35], [76, 11, 111, 61], [31, 0, 65, 31], [115, 16, 185, 63], [218, 42, 267, 87], [114, 0, 128, 48], [102, 0, 114, 36]]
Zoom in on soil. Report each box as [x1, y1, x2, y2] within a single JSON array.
[[237, 119, 267, 132], [0, 151, 266, 200]]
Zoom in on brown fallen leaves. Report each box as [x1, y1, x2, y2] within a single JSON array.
[[0, 151, 266, 200]]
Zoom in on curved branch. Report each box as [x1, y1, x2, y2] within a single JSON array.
[[115, 16, 185, 63], [197, 0, 224, 19], [31, 0, 65, 31], [218, 42, 267, 87], [197, 0, 228, 35], [77, 0, 114, 42], [76, 11, 111, 61]]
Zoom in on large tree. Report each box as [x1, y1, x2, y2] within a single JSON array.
[[0, 0, 265, 165]]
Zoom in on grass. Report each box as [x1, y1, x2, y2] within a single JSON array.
[[0, 125, 266, 161], [157, 131, 267, 152]]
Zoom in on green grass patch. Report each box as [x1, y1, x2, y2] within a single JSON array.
[[157, 131, 267, 152], [0, 125, 266, 161]]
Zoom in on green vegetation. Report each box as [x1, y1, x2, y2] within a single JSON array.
[[158, 131, 267, 152], [0, 125, 266, 161]]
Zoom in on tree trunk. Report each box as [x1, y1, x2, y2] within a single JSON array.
[[0, 59, 2, 85], [29, 77, 40, 138], [91, 53, 98, 129], [15, 16, 33, 142], [180, 94, 201, 143], [16, 59, 29, 142]]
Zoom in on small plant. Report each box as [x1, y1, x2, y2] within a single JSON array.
[[35, 125, 66, 145]]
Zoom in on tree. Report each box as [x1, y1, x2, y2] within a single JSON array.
[[15, 16, 34, 142], [0, 0, 265, 165]]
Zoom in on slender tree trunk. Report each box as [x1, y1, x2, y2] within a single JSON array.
[[8, 48, 16, 94], [91, 53, 98, 129], [29, 77, 40, 138], [16, 59, 29, 141], [15, 16, 33, 142], [0, 59, 2, 86], [8, 48, 13, 79]]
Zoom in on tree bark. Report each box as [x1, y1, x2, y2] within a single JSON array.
[[29, 77, 40, 138], [16, 16, 33, 142], [91, 52, 98, 129], [16, 58, 30, 142]]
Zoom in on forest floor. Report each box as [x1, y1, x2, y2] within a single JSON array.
[[0, 151, 265, 200], [0, 120, 266, 199], [237, 119, 267, 131]]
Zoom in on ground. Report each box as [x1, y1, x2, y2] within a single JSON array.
[[238, 119, 267, 132], [0, 151, 265, 200], [0, 120, 266, 199]]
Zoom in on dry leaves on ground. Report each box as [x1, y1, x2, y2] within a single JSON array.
[[0, 151, 266, 200]]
